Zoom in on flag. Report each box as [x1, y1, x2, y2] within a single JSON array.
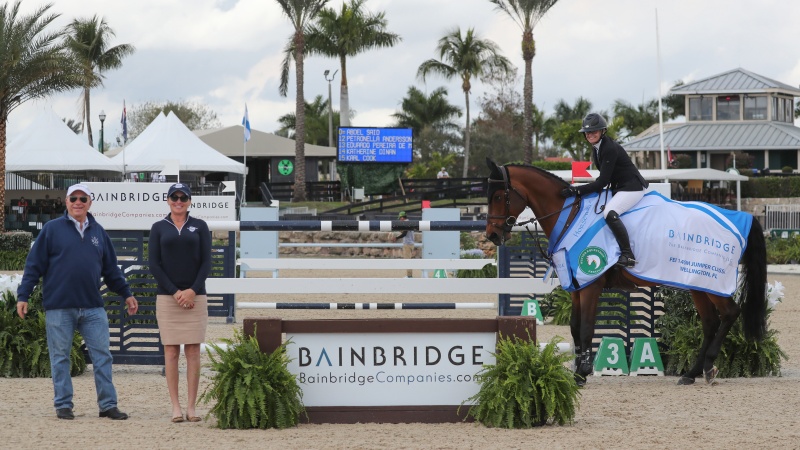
[[667, 146, 675, 167], [571, 161, 592, 183], [120, 100, 128, 143], [242, 104, 251, 142]]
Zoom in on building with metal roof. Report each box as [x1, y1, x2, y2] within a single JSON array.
[[625, 68, 800, 170]]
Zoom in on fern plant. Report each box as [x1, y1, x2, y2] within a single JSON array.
[[542, 287, 572, 325], [464, 336, 580, 428], [656, 287, 786, 377], [201, 329, 304, 429], [0, 286, 86, 377]]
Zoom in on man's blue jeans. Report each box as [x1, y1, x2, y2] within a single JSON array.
[[45, 307, 117, 412]]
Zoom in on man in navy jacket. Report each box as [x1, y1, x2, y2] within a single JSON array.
[[17, 183, 139, 421]]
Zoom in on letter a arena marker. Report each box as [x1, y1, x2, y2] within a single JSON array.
[[593, 336, 629, 376], [520, 299, 544, 325], [629, 338, 664, 376]]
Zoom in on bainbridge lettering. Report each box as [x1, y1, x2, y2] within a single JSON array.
[[668, 230, 736, 254], [298, 345, 484, 367]]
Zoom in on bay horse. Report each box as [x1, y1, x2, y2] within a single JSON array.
[[485, 159, 767, 386]]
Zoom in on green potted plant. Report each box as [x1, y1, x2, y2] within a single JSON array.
[[201, 329, 304, 429], [464, 336, 580, 428]]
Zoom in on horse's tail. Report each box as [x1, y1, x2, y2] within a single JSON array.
[[739, 217, 767, 341]]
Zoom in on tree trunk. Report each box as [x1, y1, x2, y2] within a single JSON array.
[[339, 55, 350, 127], [0, 114, 6, 231], [293, 32, 307, 202], [522, 30, 535, 164], [85, 87, 94, 148], [462, 90, 471, 178]]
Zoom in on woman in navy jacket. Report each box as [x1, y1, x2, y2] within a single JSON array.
[[149, 183, 211, 423]]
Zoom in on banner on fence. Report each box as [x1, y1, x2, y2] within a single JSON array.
[[85, 182, 236, 230]]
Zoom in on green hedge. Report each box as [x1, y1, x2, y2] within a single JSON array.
[[740, 176, 800, 198], [0, 232, 33, 271]]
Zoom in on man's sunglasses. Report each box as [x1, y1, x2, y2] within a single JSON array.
[[69, 196, 89, 204], [169, 194, 190, 202]]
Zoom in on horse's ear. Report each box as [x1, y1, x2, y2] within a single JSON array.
[[486, 157, 498, 172]]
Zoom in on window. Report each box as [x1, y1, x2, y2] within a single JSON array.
[[689, 97, 712, 121], [716, 95, 740, 120], [744, 96, 767, 120], [772, 96, 795, 123]]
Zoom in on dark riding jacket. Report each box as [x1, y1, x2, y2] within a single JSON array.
[[576, 136, 648, 195]]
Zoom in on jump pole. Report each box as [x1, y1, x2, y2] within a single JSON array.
[[236, 302, 495, 310]]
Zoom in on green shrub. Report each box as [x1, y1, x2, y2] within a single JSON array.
[[465, 336, 580, 428], [201, 329, 305, 429], [531, 160, 572, 171], [0, 232, 33, 270], [0, 249, 30, 270], [656, 287, 786, 377], [740, 176, 800, 198], [457, 251, 497, 278], [782, 166, 793, 173], [0, 232, 33, 252], [0, 282, 86, 378], [765, 235, 800, 264], [542, 286, 571, 325], [460, 232, 477, 250]]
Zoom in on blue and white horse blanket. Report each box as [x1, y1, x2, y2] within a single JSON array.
[[547, 191, 752, 297]]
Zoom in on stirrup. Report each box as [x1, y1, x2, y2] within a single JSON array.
[[616, 254, 636, 268]]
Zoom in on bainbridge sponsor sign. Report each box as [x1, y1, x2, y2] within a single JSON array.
[[85, 182, 236, 230], [286, 332, 495, 407]]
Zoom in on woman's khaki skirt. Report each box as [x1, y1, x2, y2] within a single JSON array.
[[156, 295, 208, 345]]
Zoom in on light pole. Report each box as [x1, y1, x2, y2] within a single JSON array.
[[98, 110, 106, 154], [324, 69, 338, 147]]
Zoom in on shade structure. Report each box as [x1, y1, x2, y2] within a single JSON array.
[[7, 110, 122, 172], [112, 112, 246, 174]]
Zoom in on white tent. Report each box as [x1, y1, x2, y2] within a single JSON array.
[[7, 110, 122, 172], [112, 112, 246, 174]]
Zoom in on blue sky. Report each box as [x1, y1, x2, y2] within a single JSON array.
[[9, 0, 800, 148]]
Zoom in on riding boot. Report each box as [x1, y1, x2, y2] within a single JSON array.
[[606, 211, 636, 268]]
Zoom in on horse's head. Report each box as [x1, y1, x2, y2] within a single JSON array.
[[485, 158, 530, 246]]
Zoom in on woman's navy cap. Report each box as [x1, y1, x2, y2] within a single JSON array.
[[167, 183, 191, 197]]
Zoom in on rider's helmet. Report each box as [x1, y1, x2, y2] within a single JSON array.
[[578, 113, 608, 133]]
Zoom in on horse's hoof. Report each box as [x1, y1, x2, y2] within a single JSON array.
[[677, 376, 695, 385], [704, 366, 719, 385]]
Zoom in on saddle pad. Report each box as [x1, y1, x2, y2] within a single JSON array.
[[548, 191, 752, 297]]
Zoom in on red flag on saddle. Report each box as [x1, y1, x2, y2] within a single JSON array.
[[571, 161, 592, 183]]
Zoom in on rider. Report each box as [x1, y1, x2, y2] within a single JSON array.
[[560, 113, 648, 268]]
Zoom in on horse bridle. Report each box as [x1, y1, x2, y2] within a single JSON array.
[[487, 164, 581, 256]]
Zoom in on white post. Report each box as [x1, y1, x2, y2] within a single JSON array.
[[655, 8, 666, 171]]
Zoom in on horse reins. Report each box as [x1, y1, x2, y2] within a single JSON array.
[[487, 165, 581, 261]]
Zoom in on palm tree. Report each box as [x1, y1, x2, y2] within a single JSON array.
[[62, 118, 83, 134], [489, 0, 559, 164], [277, 94, 339, 146], [613, 99, 659, 140], [64, 15, 134, 148], [276, 0, 329, 202], [0, 1, 82, 230], [391, 86, 462, 136], [297, 0, 401, 127], [418, 27, 512, 177], [547, 97, 593, 161]]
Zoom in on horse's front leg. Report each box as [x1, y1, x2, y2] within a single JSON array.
[[569, 291, 582, 374], [573, 282, 603, 385]]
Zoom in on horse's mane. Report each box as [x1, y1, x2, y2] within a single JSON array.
[[506, 164, 570, 188]]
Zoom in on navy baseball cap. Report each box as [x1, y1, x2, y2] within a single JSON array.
[[167, 183, 191, 198]]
